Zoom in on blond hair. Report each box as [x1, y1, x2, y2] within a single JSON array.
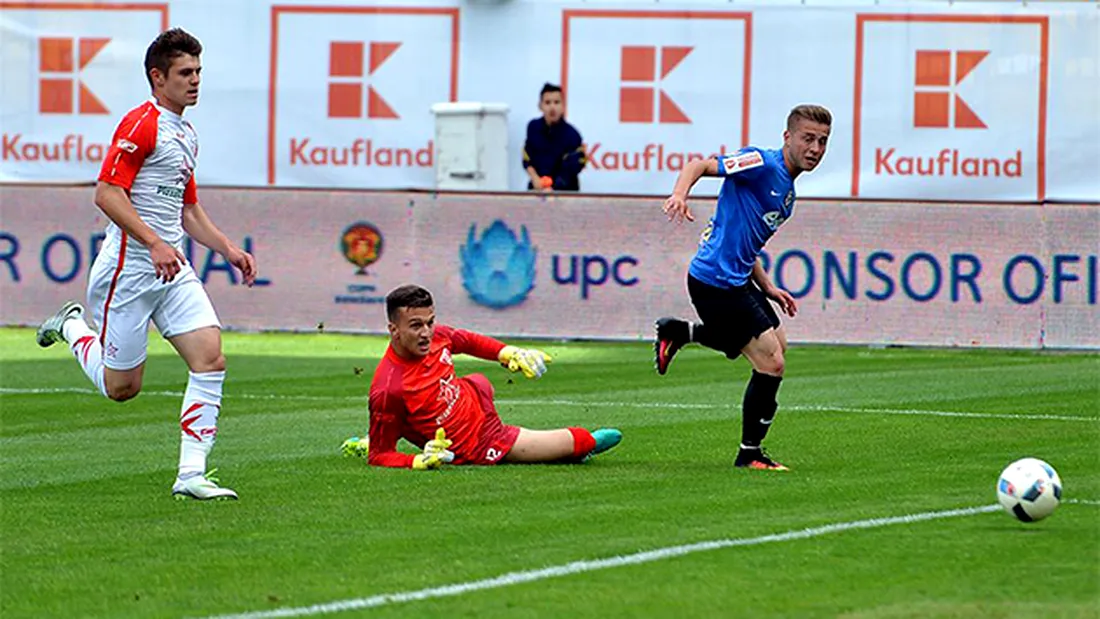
[[787, 104, 832, 131]]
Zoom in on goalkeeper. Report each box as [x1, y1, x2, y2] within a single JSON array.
[[342, 284, 622, 469]]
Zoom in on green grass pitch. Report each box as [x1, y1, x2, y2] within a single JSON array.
[[1, 328, 1097, 618]]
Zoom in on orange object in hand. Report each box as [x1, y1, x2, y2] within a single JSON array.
[[539, 176, 553, 189]]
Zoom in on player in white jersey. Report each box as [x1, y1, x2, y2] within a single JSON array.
[[36, 28, 256, 500]]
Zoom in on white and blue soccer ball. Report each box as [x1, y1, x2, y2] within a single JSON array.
[[996, 458, 1062, 522]]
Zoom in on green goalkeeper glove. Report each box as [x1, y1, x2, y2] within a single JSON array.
[[412, 428, 454, 470], [498, 345, 552, 379]]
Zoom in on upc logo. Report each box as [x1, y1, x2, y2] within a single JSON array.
[[460, 220, 536, 309]]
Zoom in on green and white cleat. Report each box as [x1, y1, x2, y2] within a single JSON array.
[[36, 301, 85, 348], [172, 469, 238, 501], [341, 436, 369, 459]]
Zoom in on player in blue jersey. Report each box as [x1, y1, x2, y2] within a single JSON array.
[[654, 104, 832, 471]]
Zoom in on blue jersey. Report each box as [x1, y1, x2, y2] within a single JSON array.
[[688, 147, 795, 288]]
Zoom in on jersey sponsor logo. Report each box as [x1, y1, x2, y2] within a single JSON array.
[[434, 375, 461, 425], [722, 151, 763, 174], [762, 211, 786, 231], [698, 220, 714, 247], [156, 185, 185, 199], [116, 138, 138, 153]]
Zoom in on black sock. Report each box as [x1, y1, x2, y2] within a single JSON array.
[[740, 371, 783, 448]]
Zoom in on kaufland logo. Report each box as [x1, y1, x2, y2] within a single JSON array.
[[561, 9, 751, 188], [288, 39, 430, 168], [2, 35, 114, 164], [853, 15, 1049, 200], [327, 41, 400, 119], [913, 49, 987, 129], [876, 48, 1020, 179], [269, 6, 458, 185], [38, 37, 110, 115], [619, 45, 691, 124]]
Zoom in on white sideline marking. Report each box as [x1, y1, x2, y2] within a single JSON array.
[[1067, 498, 1100, 506], [1, 387, 1094, 423], [199, 504, 1001, 619]]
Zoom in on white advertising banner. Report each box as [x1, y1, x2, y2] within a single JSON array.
[[1, 185, 1096, 349], [0, 0, 1097, 201]]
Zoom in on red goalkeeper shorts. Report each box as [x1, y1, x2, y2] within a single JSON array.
[[466, 373, 520, 465]]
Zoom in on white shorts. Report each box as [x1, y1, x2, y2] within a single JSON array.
[[87, 255, 221, 371]]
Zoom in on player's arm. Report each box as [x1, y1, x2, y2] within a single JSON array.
[[366, 389, 417, 468], [662, 157, 720, 224], [556, 125, 587, 189], [523, 122, 548, 190], [366, 393, 451, 470], [750, 258, 797, 317], [443, 325, 552, 379], [96, 115, 186, 283], [181, 192, 257, 286]]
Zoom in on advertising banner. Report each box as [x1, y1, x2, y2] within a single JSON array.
[[0, 1, 1096, 201], [1, 185, 1095, 348]]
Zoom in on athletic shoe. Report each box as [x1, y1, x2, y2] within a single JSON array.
[[654, 317, 690, 376], [36, 301, 84, 348], [734, 447, 790, 471], [583, 428, 623, 462], [341, 436, 369, 459], [172, 469, 239, 500]]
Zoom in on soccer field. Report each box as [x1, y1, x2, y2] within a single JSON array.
[[1, 328, 1097, 618]]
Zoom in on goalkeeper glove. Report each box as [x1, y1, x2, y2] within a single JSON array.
[[341, 436, 369, 459], [412, 428, 454, 470], [498, 345, 552, 379]]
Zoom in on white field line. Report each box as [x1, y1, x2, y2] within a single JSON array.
[[1, 387, 1094, 423], [199, 504, 1002, 619]]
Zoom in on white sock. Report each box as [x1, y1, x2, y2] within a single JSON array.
[[62, 318, 107, 397], [177, 370, 225, 480]]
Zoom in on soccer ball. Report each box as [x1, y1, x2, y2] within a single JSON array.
[[996, 458, 1062, 522]]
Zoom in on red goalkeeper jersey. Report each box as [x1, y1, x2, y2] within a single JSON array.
[[367, 325, 506, 468]]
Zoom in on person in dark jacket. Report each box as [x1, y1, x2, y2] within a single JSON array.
[[522, 83, 586, 192]]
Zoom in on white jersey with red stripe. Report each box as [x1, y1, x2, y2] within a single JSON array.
[[97, 99, 199, 273]]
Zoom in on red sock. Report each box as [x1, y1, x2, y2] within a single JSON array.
[[568, 427, 596, 458]]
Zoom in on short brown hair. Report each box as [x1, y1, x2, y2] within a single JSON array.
[[386, 285, 433, 322], [787, 104, 832, 131], [144, 28, 202, 89]]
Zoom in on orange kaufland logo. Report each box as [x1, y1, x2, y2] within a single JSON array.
[[38, 37, 110, 115], [619, 45, 692, 124], [913, 49, 987, 129], [876, 47, 1020, 179], [327, 41, 400, 120]]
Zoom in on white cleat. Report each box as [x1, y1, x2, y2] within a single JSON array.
[[172, 470, 238, 501], [36, 301, 85, 348]]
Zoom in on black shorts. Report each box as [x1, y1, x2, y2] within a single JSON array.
[[688, 274, 780, 358]]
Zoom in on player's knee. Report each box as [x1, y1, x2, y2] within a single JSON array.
[[106, 381, 141, 402], [756, 352, 785, 377], [192, 352, 226, 373]]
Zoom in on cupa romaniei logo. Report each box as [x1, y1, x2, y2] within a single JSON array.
[[460, 220, 536, 309]]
